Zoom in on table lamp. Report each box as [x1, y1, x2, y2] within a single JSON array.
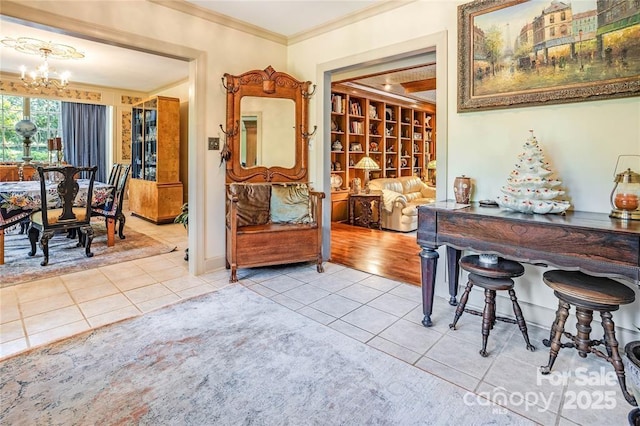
[[14, 118, 37, 163], [354, 156, 380, 193]]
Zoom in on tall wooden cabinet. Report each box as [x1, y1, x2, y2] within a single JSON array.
[[129, 96, 183, 224], [330, 85, 435, 221]]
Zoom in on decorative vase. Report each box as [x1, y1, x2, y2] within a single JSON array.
[[352, 177, 361, 194], [454, 175, 471, 204], [624, 341, 640, 402]]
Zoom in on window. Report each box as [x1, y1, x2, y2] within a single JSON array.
[[0, 95, 62, 162]]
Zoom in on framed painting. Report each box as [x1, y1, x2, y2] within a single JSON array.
[[457, 0, 640, 112]]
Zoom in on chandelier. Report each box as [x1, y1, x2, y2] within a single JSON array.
[[1, 37, 84, 90]]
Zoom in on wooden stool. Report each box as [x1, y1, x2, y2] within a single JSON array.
[[541, 270, 637, 406], [450, 255, 535, 357]]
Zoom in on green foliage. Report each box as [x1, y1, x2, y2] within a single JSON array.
[[484, 25, 504, 75], [174, 203, 188, 229], [1, 95, 62, 161], [514, 41, 533, 61]]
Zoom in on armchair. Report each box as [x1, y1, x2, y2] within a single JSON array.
[[368, 176, 435, 232]]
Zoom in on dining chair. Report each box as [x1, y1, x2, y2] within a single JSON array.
[[107, 163, 123, 187], [28, 165, 98, 266], [92, 163, 131, 240]]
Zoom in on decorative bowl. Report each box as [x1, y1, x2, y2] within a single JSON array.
[[330, 174, 343, 190]]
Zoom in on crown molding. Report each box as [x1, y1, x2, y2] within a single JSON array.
[[288, 0, 416, 45], [150, 0, 417, 46], [148, 0, 288, 45]]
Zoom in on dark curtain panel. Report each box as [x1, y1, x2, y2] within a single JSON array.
[[61, 102, 107, 182]]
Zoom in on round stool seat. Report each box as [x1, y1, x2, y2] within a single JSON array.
[[460, 255, 525, 279], [543, 270, 636, 307], [468, 273, 514, 291]]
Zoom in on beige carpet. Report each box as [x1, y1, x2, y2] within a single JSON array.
[[1, 222, 175, 288], [0, 285, 532, 425]]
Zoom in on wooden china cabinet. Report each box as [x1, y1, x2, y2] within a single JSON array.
[[128, 95, 183, 224]]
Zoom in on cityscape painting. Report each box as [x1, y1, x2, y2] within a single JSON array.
[[457, 0, 640, 111]]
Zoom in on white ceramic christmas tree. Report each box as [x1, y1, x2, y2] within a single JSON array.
[[496, 130, 571, 214]]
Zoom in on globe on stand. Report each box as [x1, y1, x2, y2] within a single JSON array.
[[14, 118, 38, 163]]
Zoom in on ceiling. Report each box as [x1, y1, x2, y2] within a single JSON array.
[[0, 0, 434, 102], [0, 18, 190, 93], [184, 0, 382, 38]]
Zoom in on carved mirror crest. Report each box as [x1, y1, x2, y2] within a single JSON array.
[[222, 66, 315, 183]]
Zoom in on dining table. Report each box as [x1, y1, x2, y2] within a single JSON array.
[[0, 179, 114, 265]]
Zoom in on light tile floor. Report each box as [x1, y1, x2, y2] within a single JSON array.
[[0, 214, 636, 425]]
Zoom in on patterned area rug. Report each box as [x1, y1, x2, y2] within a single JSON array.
[[1, 222, 175, 288], [0, 285, 532, 425]]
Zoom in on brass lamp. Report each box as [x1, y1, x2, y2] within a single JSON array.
[[610, 155, 640, 221], [354, 156, 380, 193]]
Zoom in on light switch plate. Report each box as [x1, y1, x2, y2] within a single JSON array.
[[208, 137, 220, 150]]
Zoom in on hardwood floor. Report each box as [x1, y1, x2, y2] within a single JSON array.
[[329, 222, 421, 286]]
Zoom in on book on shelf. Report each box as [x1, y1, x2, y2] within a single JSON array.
[[350, 121, 364, 134], [331, 94, 345, 114], [349, 100, 362, 116]]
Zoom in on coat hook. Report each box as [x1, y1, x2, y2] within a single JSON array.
[[221, 77, 238, 93], [302, 84, 316, 99], [220, 122, 239, 137], [301, 125, 317, 138]]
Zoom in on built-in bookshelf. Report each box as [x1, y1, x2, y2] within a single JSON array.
[[330, 84, 435, 193]]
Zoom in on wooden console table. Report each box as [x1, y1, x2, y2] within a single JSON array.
[[417, 202, 640, 327], [349, 191, 382, 229]]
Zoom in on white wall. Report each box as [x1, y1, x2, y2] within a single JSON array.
[[288, 0, 640, 335]]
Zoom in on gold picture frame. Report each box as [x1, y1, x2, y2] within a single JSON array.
[[457, 0, 640, 112]]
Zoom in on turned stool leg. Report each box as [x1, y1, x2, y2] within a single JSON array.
[[489, 296, 497, 330], [601, 311, 638, 406], [544, 310, 561, 349], [508, 288, 535, 352], [574, 307, 594, 358], [541, 299, 570, 374], [449, 281, 473, 330], [479, 289, 496, 357]]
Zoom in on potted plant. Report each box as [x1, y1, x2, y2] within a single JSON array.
[[174, 202, 188, 261]]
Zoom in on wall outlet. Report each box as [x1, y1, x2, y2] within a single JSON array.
[[208, 137, 220, 150]]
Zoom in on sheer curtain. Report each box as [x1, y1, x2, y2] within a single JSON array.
[[61, 102, 107, 182]]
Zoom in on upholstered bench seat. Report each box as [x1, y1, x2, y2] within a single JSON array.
[[226, 182, 324, 282]]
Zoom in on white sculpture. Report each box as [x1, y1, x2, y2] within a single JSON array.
[[496, 131, 571, 214]]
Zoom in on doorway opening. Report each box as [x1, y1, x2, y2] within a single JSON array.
[[318, 31, 448, 285]]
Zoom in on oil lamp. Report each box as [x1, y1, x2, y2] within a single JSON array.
[[610, 155, 640, 221]]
